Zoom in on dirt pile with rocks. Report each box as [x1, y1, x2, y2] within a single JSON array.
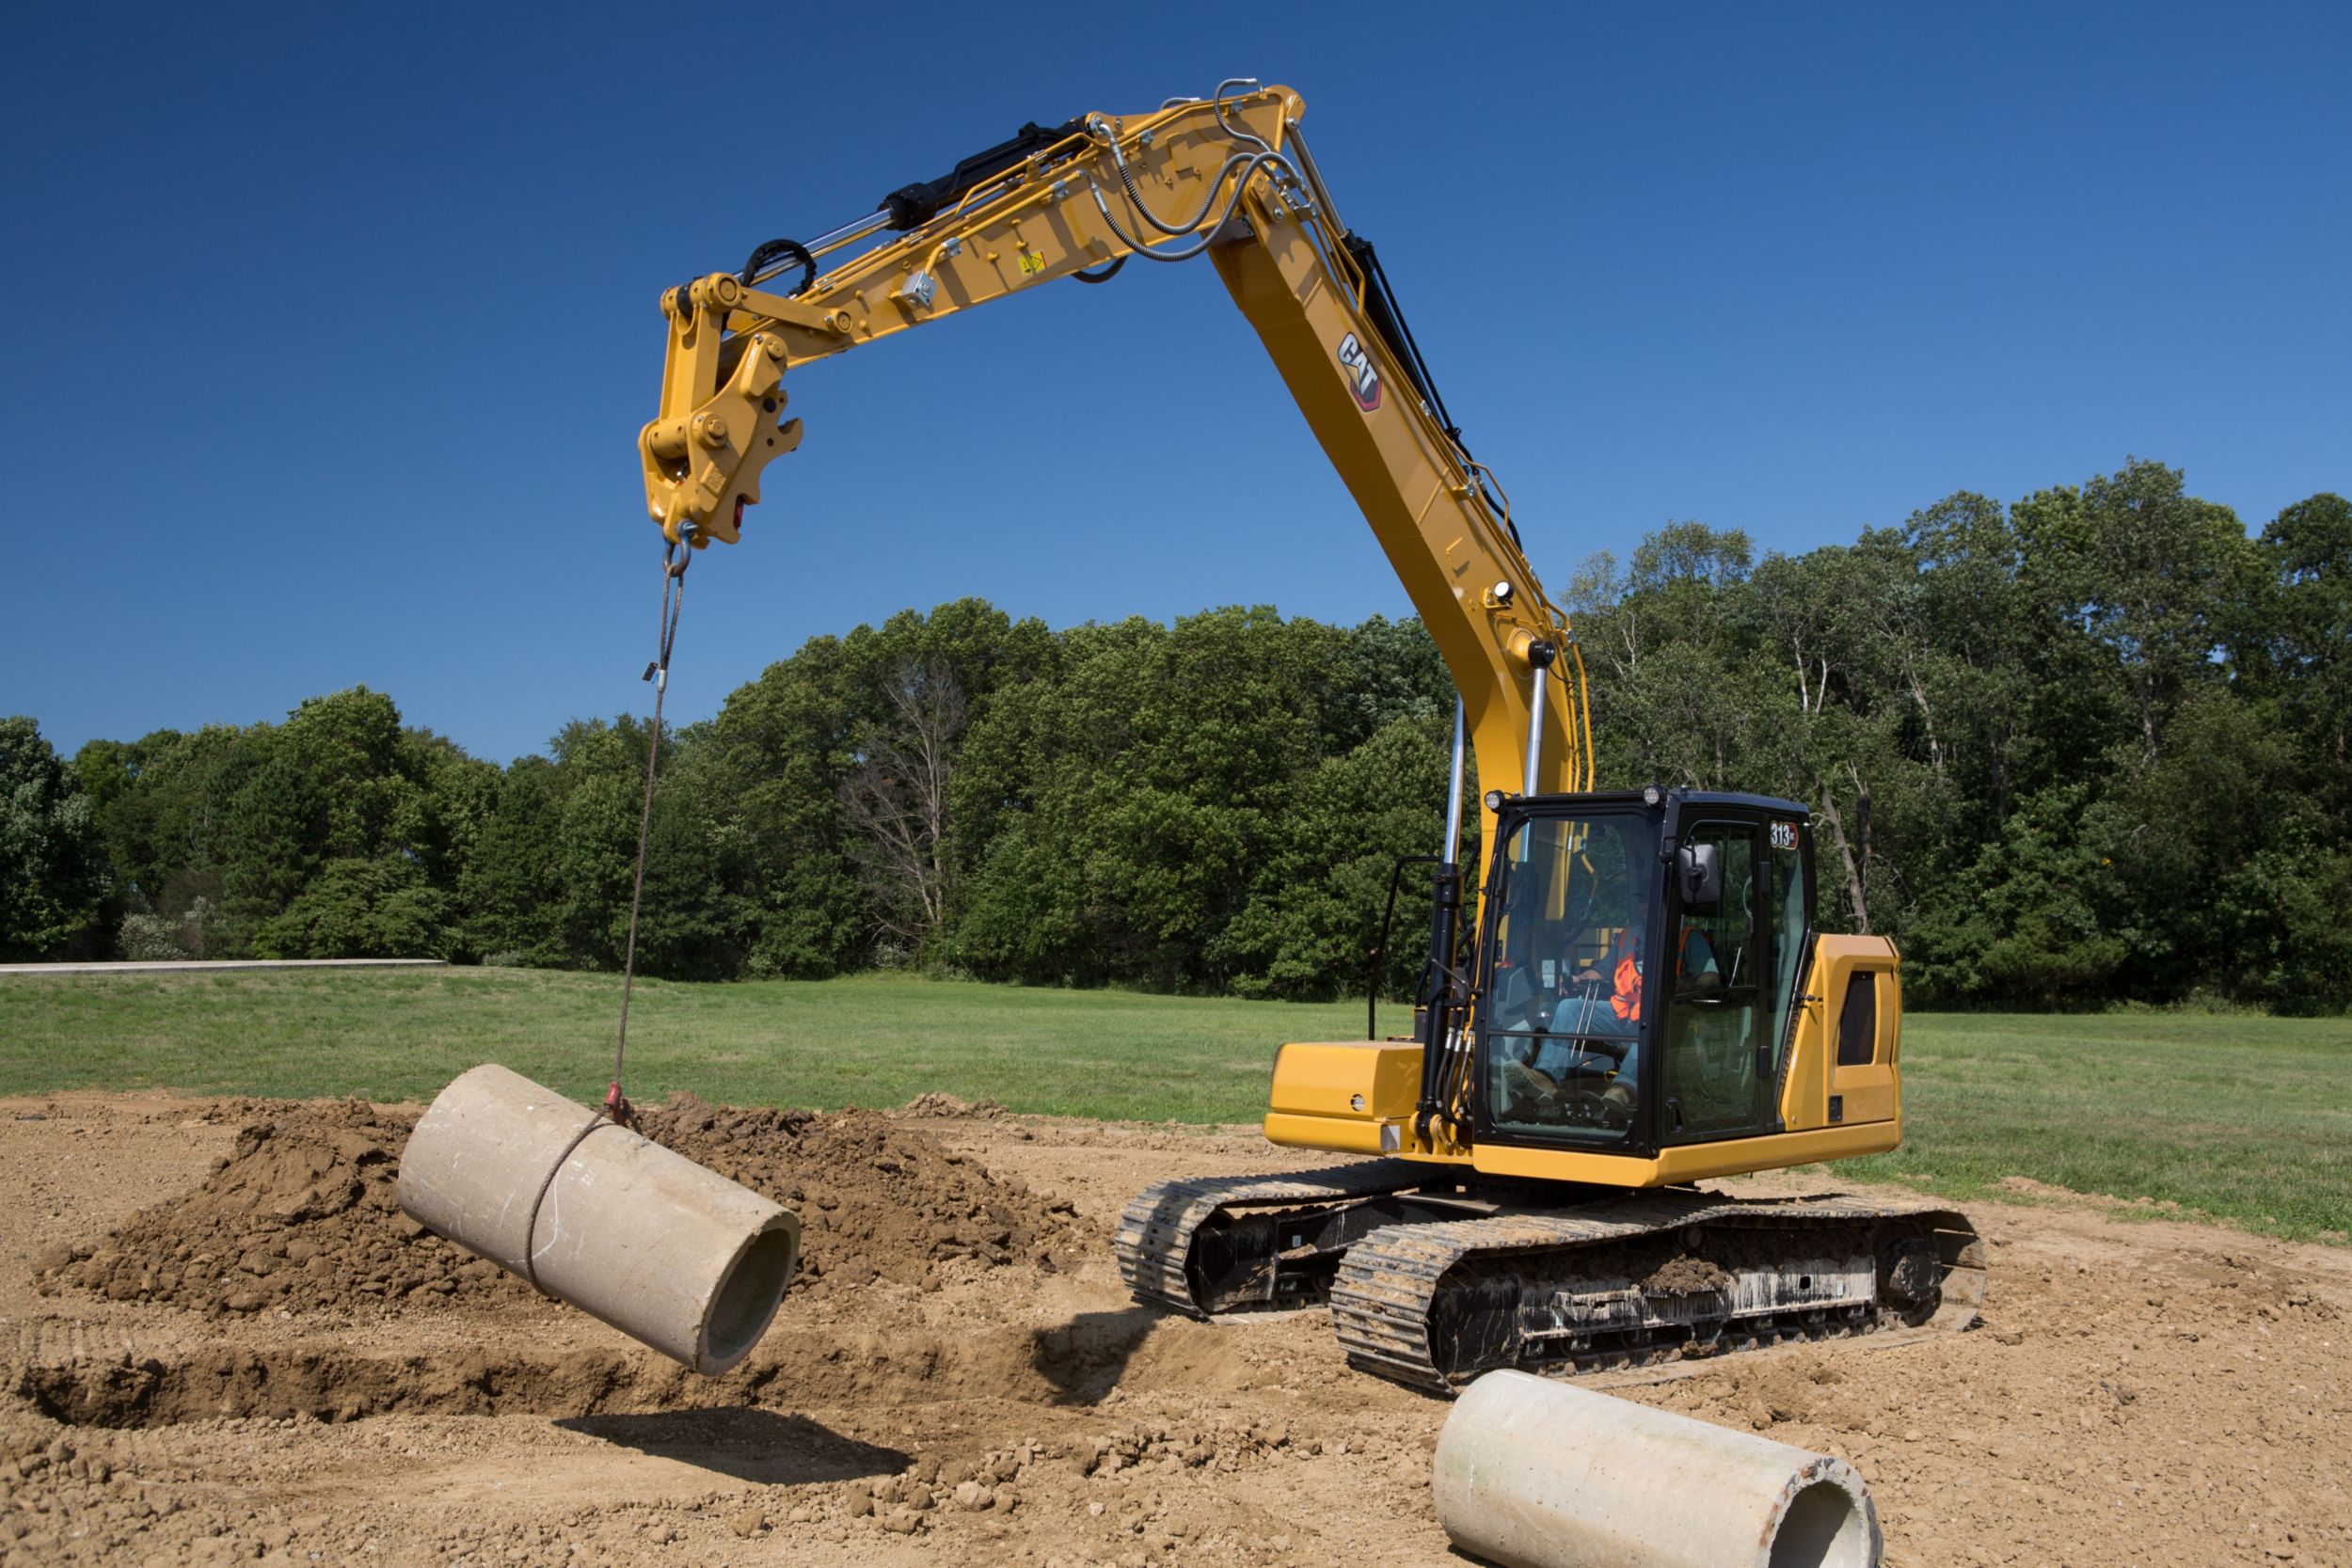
[[37, 1093, 1080, 1321], [633, 1096, 1079, 1294], [36, 1100, 516, 1319]]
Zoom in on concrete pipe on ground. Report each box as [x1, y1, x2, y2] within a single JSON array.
[[1432, 1370, 1882, 1568], [398, 1064, 799, 1376]]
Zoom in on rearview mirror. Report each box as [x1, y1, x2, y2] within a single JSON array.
[[1677, 842, 1722, 906]]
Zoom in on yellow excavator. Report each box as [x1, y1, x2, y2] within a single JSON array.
[[639, 81, 1982, 1392]]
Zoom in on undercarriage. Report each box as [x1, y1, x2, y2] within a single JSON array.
[[1116, 1163, 1983, 1392]]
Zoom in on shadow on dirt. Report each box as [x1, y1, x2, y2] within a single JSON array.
[[553, 1408, 908, 1484], [1029, 1303, 1177, 1403]]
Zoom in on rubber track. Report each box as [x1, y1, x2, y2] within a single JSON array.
[[1330, 1191, 1984, 1392], [1115, 1161, 1425, 1315]]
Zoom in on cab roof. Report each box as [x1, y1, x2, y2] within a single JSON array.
[[1522, 787, 1812, 817]]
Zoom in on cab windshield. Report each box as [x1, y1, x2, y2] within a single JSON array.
[[1480, 813, 1657, 1145]]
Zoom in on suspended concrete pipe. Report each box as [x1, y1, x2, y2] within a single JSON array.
[[1433, 1371, 1882, 1568], [399, 1064, 800, 1376]]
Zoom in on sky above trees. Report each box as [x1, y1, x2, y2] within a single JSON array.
[[4, 4, 2346, 763]]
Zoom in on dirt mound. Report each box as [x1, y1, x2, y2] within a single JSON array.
[[37, 1100, 521, 1319], [40, 1093, 1082, 1322], [633, 1096, 1079, 1293]]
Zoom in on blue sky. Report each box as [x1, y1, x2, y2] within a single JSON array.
[[5, 2, 2345, 764]]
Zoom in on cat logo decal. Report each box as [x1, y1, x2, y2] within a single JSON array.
[[1337, 333, 1382, 413]]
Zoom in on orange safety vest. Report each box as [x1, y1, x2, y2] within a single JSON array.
[[1612, 945, 1642, 1022], [1609, 927, 1707, 1022]]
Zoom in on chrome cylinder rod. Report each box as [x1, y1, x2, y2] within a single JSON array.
[[807, 210, 893, 258], [1443, 698, 1467, 863], [1523, 650, 1553, 799]]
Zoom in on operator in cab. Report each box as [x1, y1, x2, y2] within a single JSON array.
[[1500, 912, 1723, 1124]]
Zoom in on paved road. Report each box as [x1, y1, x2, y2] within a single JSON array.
[[0, 958, 450, 976]]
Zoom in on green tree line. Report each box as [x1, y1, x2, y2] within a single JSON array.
[[6, 459, 2345, 1011]]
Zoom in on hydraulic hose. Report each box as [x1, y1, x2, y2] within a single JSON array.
[[1085, 150, 1291, 263]]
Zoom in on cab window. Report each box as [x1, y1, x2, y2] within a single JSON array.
[[1481, 814, 1656, 1147], [1765, 819, 1810, 1080]]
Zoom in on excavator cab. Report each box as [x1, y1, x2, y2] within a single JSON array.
[[1263, 784, 1908, 1185], [1472, 789, 1817, 1158]]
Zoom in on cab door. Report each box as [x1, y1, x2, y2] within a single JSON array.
[[1657, 818, 1785, 1142]]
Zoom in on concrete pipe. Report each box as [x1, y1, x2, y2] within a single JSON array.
[[398, 1064, 800, 1376], [1432, 1371, 1881, 1568]]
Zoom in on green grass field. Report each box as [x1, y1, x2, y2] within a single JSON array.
[[4, 969, 2345, 1243]]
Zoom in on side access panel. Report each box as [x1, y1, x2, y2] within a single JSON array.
[[1785, 936, 1902, 1134], [1263, 1040, 1423, 1157]]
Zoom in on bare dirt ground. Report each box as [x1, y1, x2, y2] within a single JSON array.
[[1, 1092, 2345, 1567]]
